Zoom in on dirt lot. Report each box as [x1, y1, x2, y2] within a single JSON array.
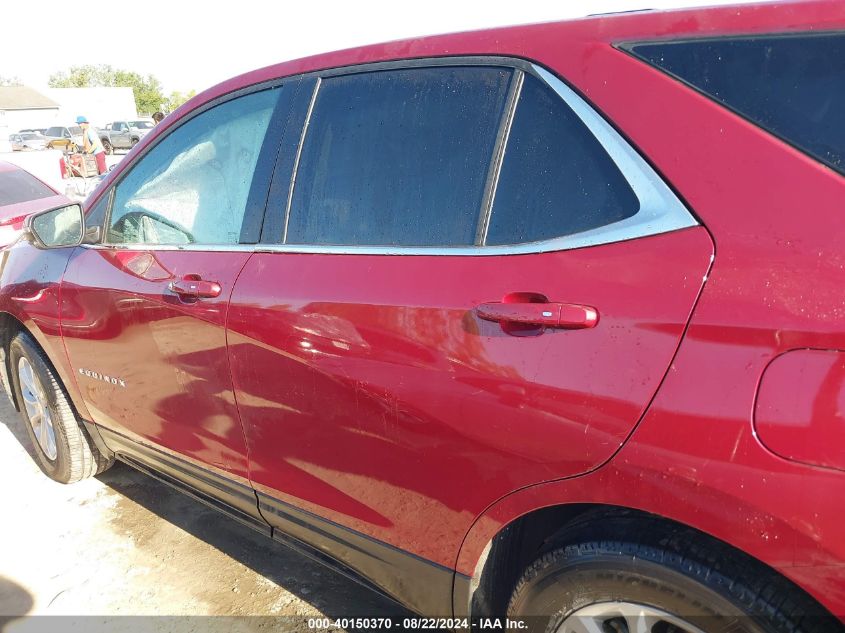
[[0, 394, 407, 632]]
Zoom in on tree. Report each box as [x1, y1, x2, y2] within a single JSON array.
[[48, 64, 165, 115], [0, 76, 23, 86], [162, 89, 197, 114]]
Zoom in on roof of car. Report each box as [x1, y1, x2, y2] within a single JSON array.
[[183, 1, 841, 114], [87, 0, 844, 204]]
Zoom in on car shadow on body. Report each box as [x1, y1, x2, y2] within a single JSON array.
[[95, 463, 414, 622], [0, 397, 411, 623]]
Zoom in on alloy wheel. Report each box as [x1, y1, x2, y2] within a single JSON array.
[[18, 357, 57, 461], [559, 602, 709, 633]]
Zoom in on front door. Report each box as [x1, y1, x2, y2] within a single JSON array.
[[60, 85, 286, 500]]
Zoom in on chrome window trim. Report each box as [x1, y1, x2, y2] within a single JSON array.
[[282, 78, 321, 244], [92, 57, 696, 256], [476, 70, 524, 245], [82, 243, 257, 253]]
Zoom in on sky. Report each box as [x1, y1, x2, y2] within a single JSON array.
[[3, 0, 762, 95]]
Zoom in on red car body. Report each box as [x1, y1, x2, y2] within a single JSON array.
[[1, 0, 843, 624]]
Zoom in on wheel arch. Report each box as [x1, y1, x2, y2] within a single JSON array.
[[0, 311, 90, 421], [455, 501, 837, 624]]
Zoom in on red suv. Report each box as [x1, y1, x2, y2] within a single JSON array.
[[2, 3, 843, 631]]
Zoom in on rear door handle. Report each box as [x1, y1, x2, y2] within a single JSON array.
[[476, 301, 598, 329], [168, 276, 222, 299]]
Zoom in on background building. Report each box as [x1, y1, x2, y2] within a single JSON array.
[[0, 86, 60, 135]]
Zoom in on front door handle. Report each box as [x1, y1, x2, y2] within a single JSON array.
[[168, 276, 222, 299], [476, 301, 599, 329]]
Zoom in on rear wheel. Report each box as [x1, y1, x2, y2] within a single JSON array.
[[9, 332, 113, 483], [102, 138, 113, 155], [507, 518, 836, 633], [130, 137, 139, 148]]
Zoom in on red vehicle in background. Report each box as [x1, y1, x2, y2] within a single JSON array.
[[0, 161, 71, 248], [0, 2, 843, 631]]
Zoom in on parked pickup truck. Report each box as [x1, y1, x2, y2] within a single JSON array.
[[99, 119, 155, 153]]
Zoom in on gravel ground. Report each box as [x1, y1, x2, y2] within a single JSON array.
[[0, 392, 408, 633]]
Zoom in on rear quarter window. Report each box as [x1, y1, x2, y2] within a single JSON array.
[[625, 32, 845, 175], [486, 73, 639, 245]]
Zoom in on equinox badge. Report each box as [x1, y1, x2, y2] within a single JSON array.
[[78, 368, 126, 388]]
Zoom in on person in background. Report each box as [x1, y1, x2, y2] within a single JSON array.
[[152, 111, 164, 125], [76, 116, 107, 175]]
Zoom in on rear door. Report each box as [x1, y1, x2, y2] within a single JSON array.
[[226, 61, 713, 567], [60, 84, 295, 509]]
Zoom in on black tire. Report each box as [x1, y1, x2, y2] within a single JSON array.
[[130, 137, 139, 147], [9, 332, 113, 484], [507, 516, 837, 633], [102, 138, 113, 155]]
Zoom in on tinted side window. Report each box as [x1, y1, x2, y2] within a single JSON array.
[[108, 88, 279, 245], [487, 74, 639, 246], [287, 66, 511, 247], [627, 33, 845, 175], [0, 169, 55, 206]]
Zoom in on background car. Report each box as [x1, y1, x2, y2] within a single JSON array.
[[99, 119, 155, 153], [9, 132, 47, 151], [43, 125, 84, 152], [0, 161, 72, 248]]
